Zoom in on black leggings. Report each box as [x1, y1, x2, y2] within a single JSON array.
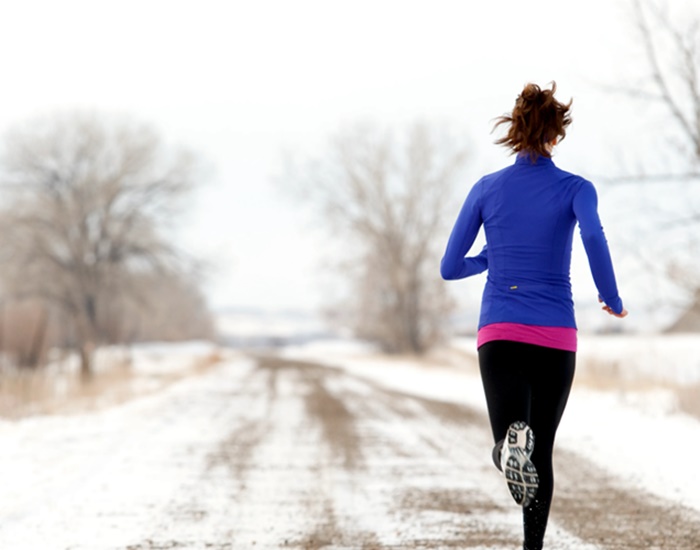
[[478, 340, 576, 550]]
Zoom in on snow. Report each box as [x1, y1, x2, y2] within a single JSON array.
[[0, 355, 258, 549], [1, 334, 699, 548], [283, 334, 700, 514], [122, 340, 220, 375], [576, 333, 700, 385]]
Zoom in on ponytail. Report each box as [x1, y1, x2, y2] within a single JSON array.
[[493, 82, 572, 161]]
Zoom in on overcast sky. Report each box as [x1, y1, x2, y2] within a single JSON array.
[[0, 0, 696, 330]]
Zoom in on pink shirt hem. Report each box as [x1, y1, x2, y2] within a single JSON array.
[[477, 322, 577, 352]]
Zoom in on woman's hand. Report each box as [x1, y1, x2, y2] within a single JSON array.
[[602, 304, 628, 318], [598, 296, 628, 318]]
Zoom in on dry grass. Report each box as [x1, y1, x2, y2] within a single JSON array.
[[575, 356, 700, 420], [435, 343, 700, 421], [573, 357, 672, 392], [424, 345, 481, 372], [677, 383, 700, 419], [0, 349, 224, 420]]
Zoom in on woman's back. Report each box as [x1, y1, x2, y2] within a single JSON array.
[[441, 154, 620, 330], [479, 154, 582, 286]]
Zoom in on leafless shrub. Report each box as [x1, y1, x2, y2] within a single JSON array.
[[96, 270, 216, 344]]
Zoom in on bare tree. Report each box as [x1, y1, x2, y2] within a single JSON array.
[[635, 0, 700, 328], [603, 0, 700, 329], [287, 122, 470, 354], [629, 0, 700, 165], [0, 112, 202, 375]]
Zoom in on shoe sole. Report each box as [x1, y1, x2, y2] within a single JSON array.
[[503, 421, 539, 507]]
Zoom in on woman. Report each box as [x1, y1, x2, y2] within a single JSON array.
[[440, 82, 628, 550]]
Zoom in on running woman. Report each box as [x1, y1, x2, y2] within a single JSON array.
[[440, 82, 628, 550]]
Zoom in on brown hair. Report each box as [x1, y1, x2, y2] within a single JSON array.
[[493, 82, 572, 161]]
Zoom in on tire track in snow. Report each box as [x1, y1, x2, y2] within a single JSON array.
[[264, 356, 524, 549], [327, 357, 700, 549], [117, 354, 700, 549], [317, 371, 528, 548], [6, 352, 696, 548], [553, 448, 700, 549], [255, 357, 381, 549], [276, 354, 700, 549]]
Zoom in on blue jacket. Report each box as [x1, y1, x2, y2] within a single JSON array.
[[440, 154, 623, 329]]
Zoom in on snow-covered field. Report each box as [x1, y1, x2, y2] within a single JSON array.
[[0, 335, 698, 549]]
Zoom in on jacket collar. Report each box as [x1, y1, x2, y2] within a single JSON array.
[[515, 153, 554, 166]]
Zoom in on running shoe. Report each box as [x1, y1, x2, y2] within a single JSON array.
[[500, 421, 539, 507], [491, 439, 504, 472]]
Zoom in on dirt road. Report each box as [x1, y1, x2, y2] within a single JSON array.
[[2, 353, 699, 549]]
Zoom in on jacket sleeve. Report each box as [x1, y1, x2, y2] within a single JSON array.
[[440, 182, 488, 280], [573, 180, 624, 314]]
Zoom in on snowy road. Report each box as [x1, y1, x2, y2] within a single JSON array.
[[1, 352, 699, 549]]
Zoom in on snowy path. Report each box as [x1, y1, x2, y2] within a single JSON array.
[[1, 353, 699, 549]]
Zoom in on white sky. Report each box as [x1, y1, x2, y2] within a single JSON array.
[[0, 0, 695, 327]]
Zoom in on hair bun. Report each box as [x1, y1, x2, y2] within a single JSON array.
[[520, 83, 542, 102]]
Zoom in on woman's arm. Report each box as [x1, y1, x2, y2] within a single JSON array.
[[440, 183, 487, 280], [573, 180, 625, 314]]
